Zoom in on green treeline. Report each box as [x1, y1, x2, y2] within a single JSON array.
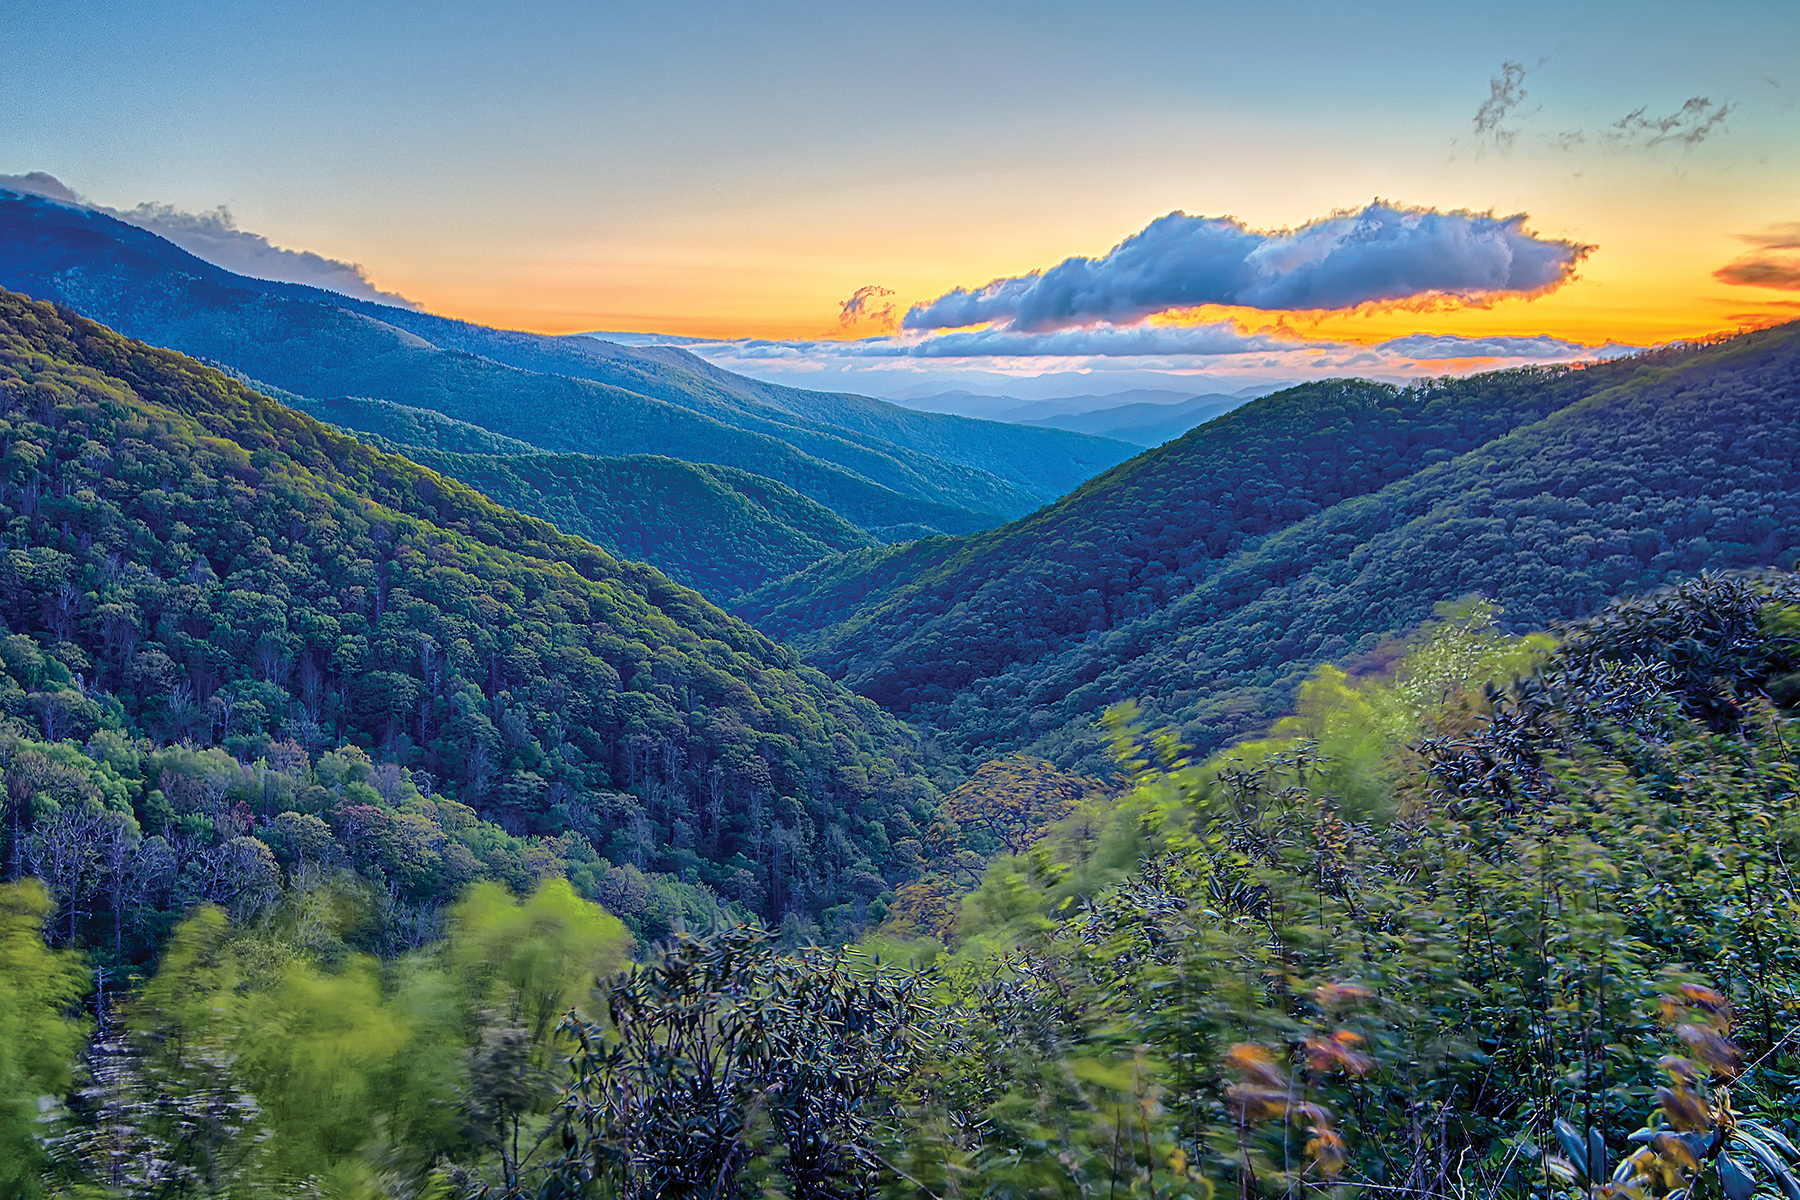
[[13, 574, 1800, 1199], [0, 290, 942, 934], [740, 323, 1800, 773]]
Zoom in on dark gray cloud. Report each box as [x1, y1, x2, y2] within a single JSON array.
[[1714, 221, 1800, 290], [903, 202, 1592, 333], [0, 171, 418, 309], [1608, 96, 1733, 146], [1716, 260, 1800, 289], [838, 284, 896, 328], [1473, 61, 1531, 148]]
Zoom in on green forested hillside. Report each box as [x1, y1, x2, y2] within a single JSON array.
[[373, 442, 876, 600], [21, 575, 1800, 1200], [742, 325, 1800, 770], [275, 391, 547, 456], [738, 359, 1635, 647], [414, 328, 1140, 502], [0, 189, 1139, 532], [0, 289, 938, 929], [259, 391, 877, 597]]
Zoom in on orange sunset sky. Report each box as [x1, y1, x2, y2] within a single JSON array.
[[5, 0, 1796, 393]]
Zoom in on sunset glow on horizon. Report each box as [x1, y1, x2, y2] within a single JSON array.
[[5, 0, 1796, 393]]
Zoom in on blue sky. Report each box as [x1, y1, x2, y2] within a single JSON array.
[[5, 0, 1797, 398]]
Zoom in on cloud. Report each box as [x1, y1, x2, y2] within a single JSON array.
[[881, 321, 1296, 358], [902, 202, 1593, 333], [1737, 222, 1800, 250], [671, 323, 1652, 403], [678, 319, 1299, 361], [0, 171, 418, 309], [1472, 60, 1531, 148], [1376, 332, 1638, 360], [1716, 257, 1800, 290], [1713, 222, 1800, 291], [839, 285, 896, 329], [0, 171, 79, 204], [682, 324, 1637, 366], [1608, 96, 1733, 147]]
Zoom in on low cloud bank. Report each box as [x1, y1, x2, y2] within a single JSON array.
[[903, 202, 1593, 333], [1376, 332, 1638, 360], [0, 172, 418, 309], [672, 320, 1291, 361]]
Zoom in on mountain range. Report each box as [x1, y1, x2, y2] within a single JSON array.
[[8, 175, 1800, 834], [0, 287, 936, 925], [1016, 392, 1244, 446], [0, 187, 1137, 542], [737, 326, 1800, 770]]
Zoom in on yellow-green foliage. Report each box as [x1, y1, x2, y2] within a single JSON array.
[[445, 878, 631, 1052], [1203, 598, 1550, 818], [897, 584, 1800, 1200], [0, 880, 88, 1199], [111, 878, 628, 1195]]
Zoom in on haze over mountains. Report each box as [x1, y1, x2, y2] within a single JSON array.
[[0, 187, 1136, 546]]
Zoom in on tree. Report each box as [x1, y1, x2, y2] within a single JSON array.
[[545, 925, 933, 1200], [0, 879, 89, 1198]]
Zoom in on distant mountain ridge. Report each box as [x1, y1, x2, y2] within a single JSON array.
[[737, 325, 1800, 771], [0, 188, 1136, 538], [1019, 393, 1243, 446]]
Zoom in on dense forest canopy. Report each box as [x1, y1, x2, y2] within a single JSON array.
[[741, 323, 1800, 773], [210, 388, 879, 598], [360, 439, 876, 602], [0, 290, 945, 944], [12, 573, 1800, 1199]]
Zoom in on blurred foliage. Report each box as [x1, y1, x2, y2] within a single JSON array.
[[46, 878, 624, 1199], [0, 879, 88, 1199], [10, 575, 1800, 1199]]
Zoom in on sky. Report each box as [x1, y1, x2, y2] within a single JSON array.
[[4, 0, 1798, 401]]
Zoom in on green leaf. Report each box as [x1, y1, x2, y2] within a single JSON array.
[[1720, 1151, 1757, 1200], [1555, 1118, 1590, 1180]]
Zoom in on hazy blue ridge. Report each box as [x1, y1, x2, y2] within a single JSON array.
[[0, 188, 1051, 533]]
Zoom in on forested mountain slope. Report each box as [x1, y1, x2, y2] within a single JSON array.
[[370, 440, 876, 600], [433, 328, 1140, 502], [0, 188, 1134, 530], [739, 358, 1634, 645], [0, 289, 938, 922], [233, 387, 878, 598], [744, 325, 1800, 770]]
